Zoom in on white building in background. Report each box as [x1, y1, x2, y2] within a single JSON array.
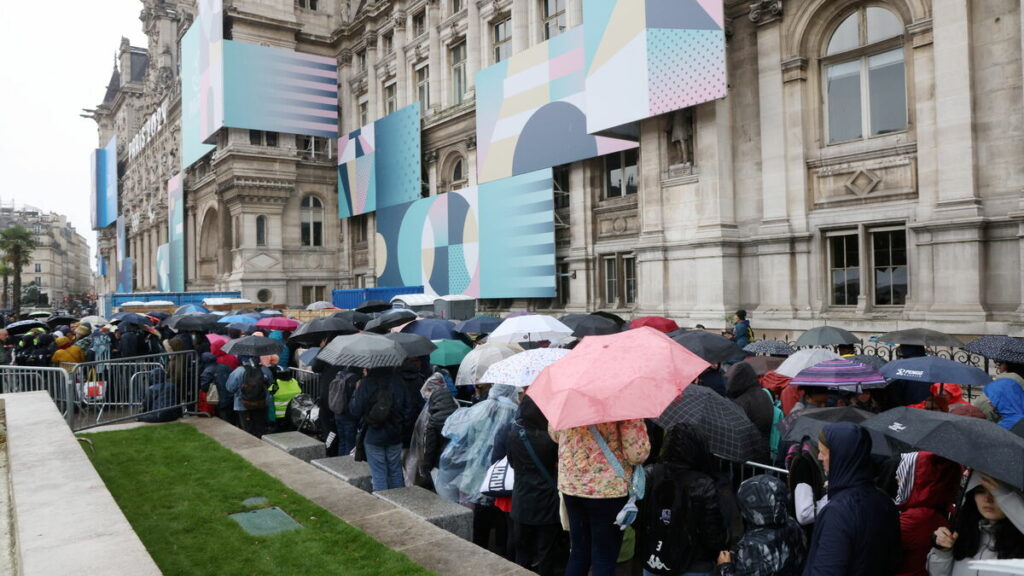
[[0, 204, 92, 307], [88, 0, 1024, 337]]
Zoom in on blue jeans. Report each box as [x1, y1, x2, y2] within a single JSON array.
[[364, 442, 405, 492], [335, 414, 358, 457], [563, 494, 628, 576]]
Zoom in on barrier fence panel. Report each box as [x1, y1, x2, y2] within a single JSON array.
[[716, 456, 789, 484], [0, 366, 74, 426], [67, 350, 200, 431], [292, 368, 321, 400]]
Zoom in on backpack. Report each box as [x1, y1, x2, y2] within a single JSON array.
[[138, 369, 182, 423], [787, 439, 825, 509], [641, 464, 695, 575], [364, 379, 393, 429], [764, 389, 784, 462], [327, 371, 358, 415], [91, 332, 112, 363], [240, 365, 269, 410]]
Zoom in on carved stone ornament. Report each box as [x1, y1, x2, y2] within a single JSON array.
[[749, 0, 782, 25], [393, 11, 406, 29], [844, 169, 882, 197]]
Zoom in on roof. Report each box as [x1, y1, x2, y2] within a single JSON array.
[[102, 62, 121, 104]]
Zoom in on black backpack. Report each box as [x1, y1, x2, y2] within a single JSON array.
[[364, 379, 393, 429], [240, 365, 269, 410], [327, 371, 358, 415], [641, 465, 695, 575]]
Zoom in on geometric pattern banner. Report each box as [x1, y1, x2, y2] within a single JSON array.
[[156, 244, 170, 293], [337, 104, 421, 218], [375, 169, 555, 298], [115, 217, 132, 293], [475, 27, 637, 184], [180, 21, 216, 171], [167, 173, 185, 292], [90, 136, 118, 229], [583, 0, 726, 134]]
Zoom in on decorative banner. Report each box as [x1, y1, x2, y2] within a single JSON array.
[[181, 22, 216, 171], [376, 169, 555, 298], [90, 137, 118, 230], [583, 0, 726, 134], [167, 174, 185, 292], [156, 244, 170, 292], [475, 26, 637, 184], [115, 217, 133, 293], [337, 104, 421, 218]]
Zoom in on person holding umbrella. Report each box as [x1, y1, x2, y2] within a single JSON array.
[[349, 366, 413, 491]]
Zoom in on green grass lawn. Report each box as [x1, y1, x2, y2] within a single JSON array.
[[85, 423, 435, 576]]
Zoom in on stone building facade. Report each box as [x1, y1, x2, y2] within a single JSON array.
[[0, 205, 92, 307], [89, 0, 1023, 336]]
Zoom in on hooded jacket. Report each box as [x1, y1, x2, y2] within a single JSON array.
[[507, 396, 559, 526], [51, 336, 85, 365], [728, 363, 775, 443], [349, 367, 413, 447], [210, 338, 240, 371], [200, 352, 233, 409], [803, 422, 902, 576], [896, 452, 961, 576], [985, 378, 1024, 431], [717, 475, 806, 576]]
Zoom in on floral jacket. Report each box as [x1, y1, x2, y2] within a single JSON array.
[[551, 419, 650, 499]]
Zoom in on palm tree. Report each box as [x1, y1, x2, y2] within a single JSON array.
[[0, 261, 11, 311], [0, 226, 37, 318]]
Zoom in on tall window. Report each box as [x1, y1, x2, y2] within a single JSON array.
[[295, 0, 318, 10], [451, 157, 467, 191], [248, 130, 278, 146], [412, 10, 426, 37], [356, 50, 367, 72], [829, 233, 860, 306], [623, 256, 636, 305], [872, 229, 907, 306], [493, 18, 511, 63], [302, 286, 326, 306], [451, 0, 463, 13], [384, 83, 398, 114], [553, 165, 570, 209], [605, 149, 639, 198], [300, 195, 324, 247], [603, 257, 617, 305], [450, 42, 467, 105], [358, 99, 369, 126], [383, 33, 394, 55], [352, 215, 369, 244], [416, 65, 430, 111], [824, 7, 906, 144], [556, 261, 570, 306], [542, 0, 566, 40], [34, 263, 41, 273], [255, 216, 267, 247], [827, 228, 908, 307]]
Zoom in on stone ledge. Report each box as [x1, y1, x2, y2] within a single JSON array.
[[262, 431, 326, 462], [311, 456, 373, 492], [374, 486, 473, 541]]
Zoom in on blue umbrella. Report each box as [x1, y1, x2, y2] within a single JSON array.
[[880, 356, 992, 387], [218, 315, 258, 325], [113, 313, 154, 326], [455, 315, 504, 335], [174, 304, 209, 315], [146, 311, 171, 321], [400, 318, 459, 340]]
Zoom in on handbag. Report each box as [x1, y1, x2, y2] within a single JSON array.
[[480, 456, 515, 497], [206, 383, 220, 405], [588, 425, 646, 530], [559, 492, 570, 532], [353, 427, 367, 462], [77, 368, 106, 402]]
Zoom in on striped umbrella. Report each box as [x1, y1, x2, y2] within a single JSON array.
[[790, 359, 887, 391]]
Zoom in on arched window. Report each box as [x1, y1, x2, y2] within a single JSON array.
[[255, 215, 267, 247], [300, 195, 323, 247], [450, 157, 467, 191], [824, 6, 906, 144]]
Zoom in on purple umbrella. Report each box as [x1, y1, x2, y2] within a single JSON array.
[[401, 318, 459, 340], [790, 359, 887, 391]]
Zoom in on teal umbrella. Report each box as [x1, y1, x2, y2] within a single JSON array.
[[430, 339, 473, 367]]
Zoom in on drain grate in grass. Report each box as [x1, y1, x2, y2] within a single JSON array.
[[230, 506, 304, 536]]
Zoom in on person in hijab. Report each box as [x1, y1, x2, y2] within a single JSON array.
[[984, 378, 1024, 431], [726, 363, 774, 446], [802, 422, 901, 575], [715, 474, 806, 576], [895, 452, 961, 576], [405, 369, 457, 489]]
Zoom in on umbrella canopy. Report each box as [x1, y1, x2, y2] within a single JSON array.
[[671, 331, 744, 364], [45, 315, 78, 329], [654, 384, 764, 462], [795, 326, 860, 347], [776, 348, 841, 378], [5, 319, 48, 336], [255, 316, 300, 332], [400, 318, 459, 340], [78, 315, 108, 326], [528, 327, 711, 430], [355, 299, 393, 313], [481, 348, 571, 388], [781, 407, 891, 456], [881, 356, 992, 388], [738, 356, 785, 377], [863, 407, 1024, 490], [206, 333, 229, 348], [218, 314, 258, 325], [849, 354, 887, 370], [221, 335, 283, 357], [333, 310, 372, 330], [455, 343, 523, 388], [174, 304, 209, 315], [146, 311, 170, 321], [879, 328, 964, 348], [227, 322, 257, 334], [963, 336, 1024, 365], [289, 317, 359, 347], [298, 347, 321, 366], [258, 309, 283, 316], [628, 316, 679, 333], [487, 314, 573, 344], [317, 332, 408, 368], [364, 309, 418, 334], [430, 339, 473, 367], [455, 315, 503, 335], [165, 314, 219, 332], [384, 332, 438, 357], [306, 301, 337, 311], [112, 313, 154, 326], [591, 311, 626, 327], [559, 314, 620, 337], [743, 340, 796, 356], [790, 359, 887, 390]]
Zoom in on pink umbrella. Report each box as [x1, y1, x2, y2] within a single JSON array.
[[628, 316, 679, 333], [528, 327, 710, 430], [206, 333, 229, 347], [255, 317, 300, 331]]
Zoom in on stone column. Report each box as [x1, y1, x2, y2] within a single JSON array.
[[338, 50, 353, 133], [466, 0, 480, 95], [365, 32, 379, 120], [695, 100, 737, 236], [566, 163, 592, 311], [566, 0, 583, 29], [751, 5, 788, 232], [512, 0, 529, 53], [394, 11, 409, 107], [427, 3, 441, 113]]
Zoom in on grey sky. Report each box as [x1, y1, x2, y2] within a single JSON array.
[[0, 1, 148, 264]]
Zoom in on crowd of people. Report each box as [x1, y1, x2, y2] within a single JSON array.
[[8, 304, 1024, 576]]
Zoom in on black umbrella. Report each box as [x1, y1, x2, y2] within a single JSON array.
[[559, 314, 619, 337], [112, 313, 154, 326], [289, 317, 359, 347], [590, 311, 626, 327], [963, 336, 1024, 364], [743, 340, 796, 356], [781, 407, 891, 456], [5, 319, 47, 336], [795, 326, 860, 347], [333, 310, 372, 330], [164, 314, 219, 332], [455, 315, 503, 335], [146, 311, 171, 321], [317, 332, 408, 368], [850, 354, 887, 370], [737, 356, 785, 377], [671, 331, 745, 364], [880, 357, 992, 388], [355, 299, 393, 313], [863, 407, 1024, 490], [364, 309, 417, 334], [655, 384, 764, 462], [221, 335, 283, 357], [45, 315, 78, 329], [384, 332, 438, 357], [879, 328, 964, 348]]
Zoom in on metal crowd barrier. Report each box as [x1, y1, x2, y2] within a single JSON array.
[[0, 365, 74, 426], [292, 368, 321, 399], [716, 455, 789, 483]]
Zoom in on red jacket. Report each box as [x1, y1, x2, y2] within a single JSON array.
[[897, 452, 961, 576], [211, 339, 240, 371], [760, 371, 799, 414]]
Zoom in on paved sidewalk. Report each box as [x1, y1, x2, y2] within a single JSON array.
[[189, 416, 533, 576]]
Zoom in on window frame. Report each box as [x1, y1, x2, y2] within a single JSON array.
[[492, 17, 512, 64], [823, 225, 909, 309], [383, 82, 398, 115], [416, 64, 430, 111], [603, 149, 640, 199], [542, 0, 567, 40], [299, 195, 324, 248], [603, 256, 618, 306], [412, 10, 427, 37], [255, 215, 267, 247], [382, 33, 394, 56], [301, 285, 327, 306], [449, 41, 467, 106], [869, 226, 908, 307], [826, 231, 861, 307]]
